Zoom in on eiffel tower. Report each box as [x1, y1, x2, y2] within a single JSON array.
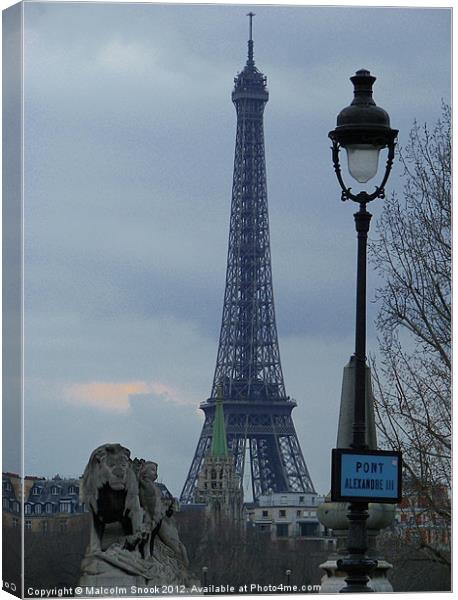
[[181, 15, 315, 504]]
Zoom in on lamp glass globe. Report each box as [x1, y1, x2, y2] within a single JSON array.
[[346, 144, 381, 183]]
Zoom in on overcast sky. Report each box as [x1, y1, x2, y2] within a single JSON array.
[[14, 1, 451, 496]]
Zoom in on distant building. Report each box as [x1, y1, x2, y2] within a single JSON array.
[[3, 472, 87, 534], [156, 482, 176, 507], [245, 491, 325, 541], [193, 388, 244, 527], [393, 482, 450, 549], [3, 471, 179, 536], [2, 472, 21, 529]]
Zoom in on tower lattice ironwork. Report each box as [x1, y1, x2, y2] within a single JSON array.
[[181, 16, 315, 504]]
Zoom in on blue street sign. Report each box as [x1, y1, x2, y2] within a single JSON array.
[[331, 449, 402, 503]]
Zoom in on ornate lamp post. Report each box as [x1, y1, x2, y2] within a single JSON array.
[[201, 565, 208, 587], [328, 69, 398, 593]]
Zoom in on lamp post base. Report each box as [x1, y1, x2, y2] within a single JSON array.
[[337, 556, 378, 593], [336, 502, 377, 593]]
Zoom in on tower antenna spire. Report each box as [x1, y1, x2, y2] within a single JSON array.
[[247, 11, 255, 41], [247, 12, 255, 64]]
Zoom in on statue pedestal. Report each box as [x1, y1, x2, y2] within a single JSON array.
[[79, 540, 192, 591], [79, 550, 147, 593]]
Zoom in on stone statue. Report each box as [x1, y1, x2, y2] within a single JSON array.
[[135, 459, 189, 567], [81, 444, 145, 554], [78, 444, 192, 589]]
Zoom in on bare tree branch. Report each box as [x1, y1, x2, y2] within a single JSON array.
[[370, 105, 451, 566]]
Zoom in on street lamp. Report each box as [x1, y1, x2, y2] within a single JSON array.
[[329, 69, 398, 593], [201, 565, 208, 587], [285, 569, 292, 586]]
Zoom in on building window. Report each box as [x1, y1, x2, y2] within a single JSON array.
[[300, 522, 319, 537], [32, 487, 41, 496], [25, 504, 31, 515], [60, 502, 72, 514], [262, 510, 269, 517], [60, 520, 68, 532], [68, 486, 79, 495], [276, 523, 289, 537], [41, 521, 49, 534], [279, 509, 286, 517], [2, 498, 8, 509], [280, 495, 287, 505], [296, 510, 301, 517], [3, 481, 11, 491], [46, 504, 53, 514], [14, 502, 20, 513], [25, 520, 32, 530], [12, 517, 19, 528], [35, 504, 42, 515], [299, 495, 304, 503], [51, 487, 59, 495]]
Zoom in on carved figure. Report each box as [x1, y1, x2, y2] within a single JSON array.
[[81, 443, 145, 553], [79, 445, 192, 588], [136, 460, 189, 567]]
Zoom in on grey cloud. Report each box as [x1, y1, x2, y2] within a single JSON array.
[[17, 3, 451, 496]]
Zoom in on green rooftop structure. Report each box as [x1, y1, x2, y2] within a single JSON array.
[[210, 385, 229, 458], [193, 385, 243, 525]]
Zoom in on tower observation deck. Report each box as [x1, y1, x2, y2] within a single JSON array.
[[181, 16, 315, 504]]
